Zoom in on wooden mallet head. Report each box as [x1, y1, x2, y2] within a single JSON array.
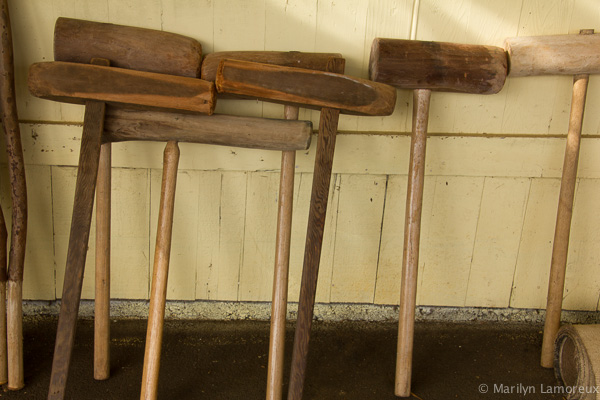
[[505, 30, 599, 77], [54, 17, 203, 77], [215, 58, 396, 116], [369, 38, 508, 94]]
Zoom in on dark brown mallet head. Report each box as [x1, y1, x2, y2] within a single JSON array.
[[201, 51, 343, 81], [215, 58, 396, 116], [28, 61, 216, 114], [369, 38, 508, 95], [505, 31, 600, 77], [54, 17, 203, 77]]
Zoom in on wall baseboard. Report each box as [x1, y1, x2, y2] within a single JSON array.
[[21, 300, 600, 325]]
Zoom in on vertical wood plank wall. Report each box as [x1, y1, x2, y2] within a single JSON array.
[[1, 0, 600, 312]]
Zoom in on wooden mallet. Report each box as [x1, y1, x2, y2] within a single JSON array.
[[51, 16, 205, 384], [369, 38, 507, 397], [202, 50, 340, 400], [29, 46, 216, 400], [216, 58, 396, 400], [0, 0, 27, 390], [0, 206, 7, 386], [505, 29, 600, 369]]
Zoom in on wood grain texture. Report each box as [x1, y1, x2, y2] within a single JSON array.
[[216, 58, 396, 116], [48, 61, 108, 400], [506, 32, 600, 77], [104, 108, 312, 151], [542, 73, 589, 368], [0, 206, 6, 283], [288, 107, 339, 400], [54, 17, 202, 78], [266, 105, 298, 400], [1, 0, 26, 390], [94, 142, 110, 381], [28, 62, 216, 115], [141, 141, 179, 400], [396, 89, 431, 397], [201, 51, 342, 81], [369, 38, 508, 94], [0, 207, 6, 385]]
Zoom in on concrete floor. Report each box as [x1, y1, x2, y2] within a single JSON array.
[[0, 317, 565, 399]]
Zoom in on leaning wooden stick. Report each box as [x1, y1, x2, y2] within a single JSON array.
[[370, 38, 507, 397], [141, 141, 179, 400], [94, 142, 111, 380], [0, 0, 27, 390], [47, 58, 110, 400], [266, 105, 299, 400], [505, 29, 598, 368], [0, 206, 8, 385], [215, 56, 396, 400]]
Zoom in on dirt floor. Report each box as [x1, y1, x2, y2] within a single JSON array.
[[0, 317, 567, 399]]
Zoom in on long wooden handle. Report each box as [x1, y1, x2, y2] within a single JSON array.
[[216, 58, 396, 116], [104, 108, 312, 151], [395, 89, 431, 397], [541, 73, 589, 368], [94, 142, 111, 381], [47, 59, 109, 400], [287, 107, 340, 400], [0, 207, 7, 385], [28, 62, 216, 115], [0, 0, 27, 390], [266, 105, 299, 400], [141, 141, 179, 400], [54, 17, 203, 78]]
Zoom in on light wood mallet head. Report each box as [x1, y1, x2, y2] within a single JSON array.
[[505, 31, 600, 77], [369, 38, 508, 94]]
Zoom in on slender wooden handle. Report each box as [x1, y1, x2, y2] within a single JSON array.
[[1, 0, 27, 390], [216, 58, 396, 116], [104, 108, 312, 151], [266, 105, 299, 400], [94, 142, 111, 381], [47, 59, 109, 400], [0, 207, 7, 385], [54, 17, 203, 78], [395, 89, 431, 397], [541, 73, 589, 368], [141, 141, 180, 400], [287, 107, 340, 400], [28, 62, 216, 115], [505, 30, 599, 77], [369, 38, 507, 94], [201, 51, 342, 81]]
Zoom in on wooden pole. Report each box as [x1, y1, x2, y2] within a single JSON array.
[[47, 58, 109, 400], [140, 141, 179, 400], [266, 105, 298, 400], [395, 89, 431, 397], [0, 0, 27, 390], [0, 207, 8, 385], [94, 142, 111, 380], [541, 71, 590, 369]]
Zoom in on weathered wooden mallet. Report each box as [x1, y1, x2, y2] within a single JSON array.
[[29, 20, 217, 399], [202, 50, 341, 400], [369, 38, 507, 397], [505, 29, 600, 369], [216, 58, 396, 400]]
